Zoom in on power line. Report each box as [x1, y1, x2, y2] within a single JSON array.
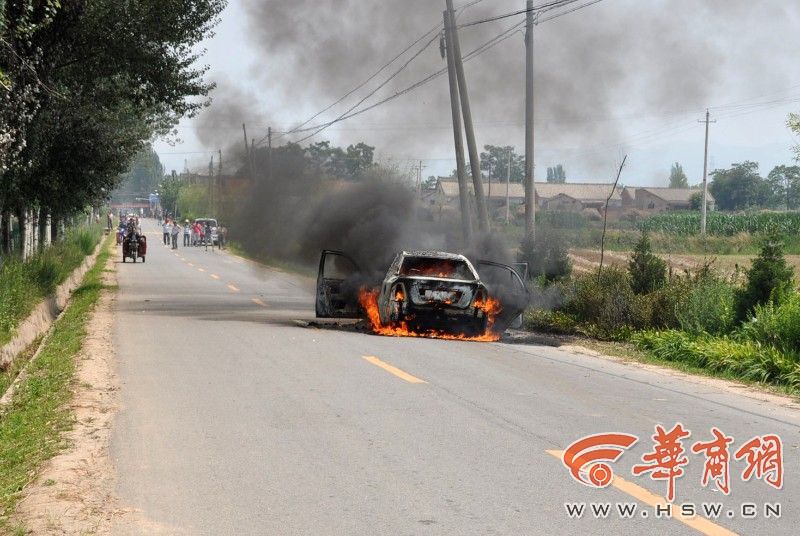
[[283, 0, 605, 140], [293, 32, 441, 144], [458, 0, 599, 28], [260, 22, 444, 145]]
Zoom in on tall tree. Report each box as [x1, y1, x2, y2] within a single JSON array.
[[546, 164, 566, 183], [118, 145, 165, 195], [790, 113, 800, 161], [668, 162, 688, 188], [709, 161, 763, 211], [479, 145, 523, 183], [767, 165, 800, 209]]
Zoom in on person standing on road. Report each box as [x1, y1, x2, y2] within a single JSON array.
[[183, 220, 191, 247], [171, 219, 180, 249], [203, 222, 212, 251], [162, 218, 170, 245]]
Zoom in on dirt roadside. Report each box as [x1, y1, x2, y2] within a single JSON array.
[[12, 249, 124, 534]]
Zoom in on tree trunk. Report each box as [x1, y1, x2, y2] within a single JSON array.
[[51, 215, 60, 243], [15, 206, 27, 260], [0, 208, 11, 256], [39, 207, 50, 249]]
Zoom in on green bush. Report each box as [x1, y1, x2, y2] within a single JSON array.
[[523, 309, 579, 335], [675, 276, 736, 335], [520, 228, 572, 282], [738, 293, 800, 354], [563, 267, 652, 339], [628, 231, 667, 294], [734, 232, 794, 321], [0, 225, 102, 344], [634, 330, 800, 389]]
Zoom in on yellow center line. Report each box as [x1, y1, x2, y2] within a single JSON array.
[[545, 450, 737, 536], [187, 262, 194, 267], [210, 274, 220, 280], [227, 284, 240, 292], [252, 298, 267, 307], [197, 268, 206, 273], [362, 355, 426, 384]]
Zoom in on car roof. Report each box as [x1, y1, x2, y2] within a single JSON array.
[[400, 250, 468, 262]]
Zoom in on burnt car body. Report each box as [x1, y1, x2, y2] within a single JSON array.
[[316, 250, 529, 336]]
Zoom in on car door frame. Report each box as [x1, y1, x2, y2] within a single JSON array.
[[476, 260, 530, 332], [316, 250, 362, 318]]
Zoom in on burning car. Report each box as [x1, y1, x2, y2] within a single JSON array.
[[316, 250, 529, 340]]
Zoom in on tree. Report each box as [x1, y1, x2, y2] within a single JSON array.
[[628, 232, 667, 294], [790, 113, 800, 161], [708, 161, 763, 211], [734, 231, 794, 321], [1, 0, 225, 252], [689, 191, 703, 210], [479, 145, 524, 183], [118, 145, 165, 195], [668, 162, 688, 188], [546, 164, 566, 183], [766, 165, 800, 209]]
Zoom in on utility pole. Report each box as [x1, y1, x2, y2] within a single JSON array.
[[208, 156, 214, 217], [218, 149, 223, 216], [267, 126, 273, 182], [242, 123, 254, 183], [505, 147, 512, 224], [250, 139, 257, 179], [417, 160, 426, 199], [699, 109, 715, 236], [524, 0, 536, 243], [446, 0, 489, 233], [443, 10, 472, 245]]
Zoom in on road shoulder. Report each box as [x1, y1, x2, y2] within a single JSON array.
[[12, 240, 123, 534]]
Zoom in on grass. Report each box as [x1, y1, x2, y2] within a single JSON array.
[[0, 225, 103, 344], [0, 236, 112, 531]]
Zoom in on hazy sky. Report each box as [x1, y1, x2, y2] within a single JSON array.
[[154, 0, 800, 187]]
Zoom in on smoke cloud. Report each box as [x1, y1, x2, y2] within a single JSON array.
[[233, 0, 800, 166]]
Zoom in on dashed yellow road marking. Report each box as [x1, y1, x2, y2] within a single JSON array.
[[252, 298, 266, 307], [210, 274, 220, 280], [187, 262, 194, 267], [362, 355, 426, 384], [198, 268, 206, 273], [545, 450, 737, 536], [227, 284, 240, 292]]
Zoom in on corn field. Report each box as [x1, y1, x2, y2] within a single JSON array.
[[639, 211, 800, 236]]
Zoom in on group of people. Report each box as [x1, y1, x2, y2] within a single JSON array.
[[161, 218, 226, 250]]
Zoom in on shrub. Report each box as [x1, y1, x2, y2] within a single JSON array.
[[628, 231, 667, 294], [738, 293, 800, 354], [563, 267, 652, 339], [675, 276, 736, 335], [520, 228, 572, 282], [734, 231, 794, 321]]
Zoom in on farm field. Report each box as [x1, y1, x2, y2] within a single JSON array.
[[570, 248, 800, 280]]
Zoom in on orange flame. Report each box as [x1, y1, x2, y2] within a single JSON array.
[[358, 288, 502, 342]]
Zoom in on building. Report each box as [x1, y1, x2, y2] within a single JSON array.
[[433, 179, 621, 212], [622, 187, 714, 212]]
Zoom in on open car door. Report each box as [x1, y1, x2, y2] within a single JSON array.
[[476, 260, 530, 333], [316, 250, 362, 318]]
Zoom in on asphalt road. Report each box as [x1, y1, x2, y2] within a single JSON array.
[[111, 220, 800, 535]]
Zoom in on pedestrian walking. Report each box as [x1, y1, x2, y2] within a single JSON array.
[[183, 220, 191, 246], [171, 220, 180, 249], [162, 218, 170, 245]]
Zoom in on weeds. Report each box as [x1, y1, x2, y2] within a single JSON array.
[[0, 225, 102, 344], [0, 237, 110, 530]]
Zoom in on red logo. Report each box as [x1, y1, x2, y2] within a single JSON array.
[[562, 433, 638, 488]]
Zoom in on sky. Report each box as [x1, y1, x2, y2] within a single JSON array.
[[154, 0, 800, 187]]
